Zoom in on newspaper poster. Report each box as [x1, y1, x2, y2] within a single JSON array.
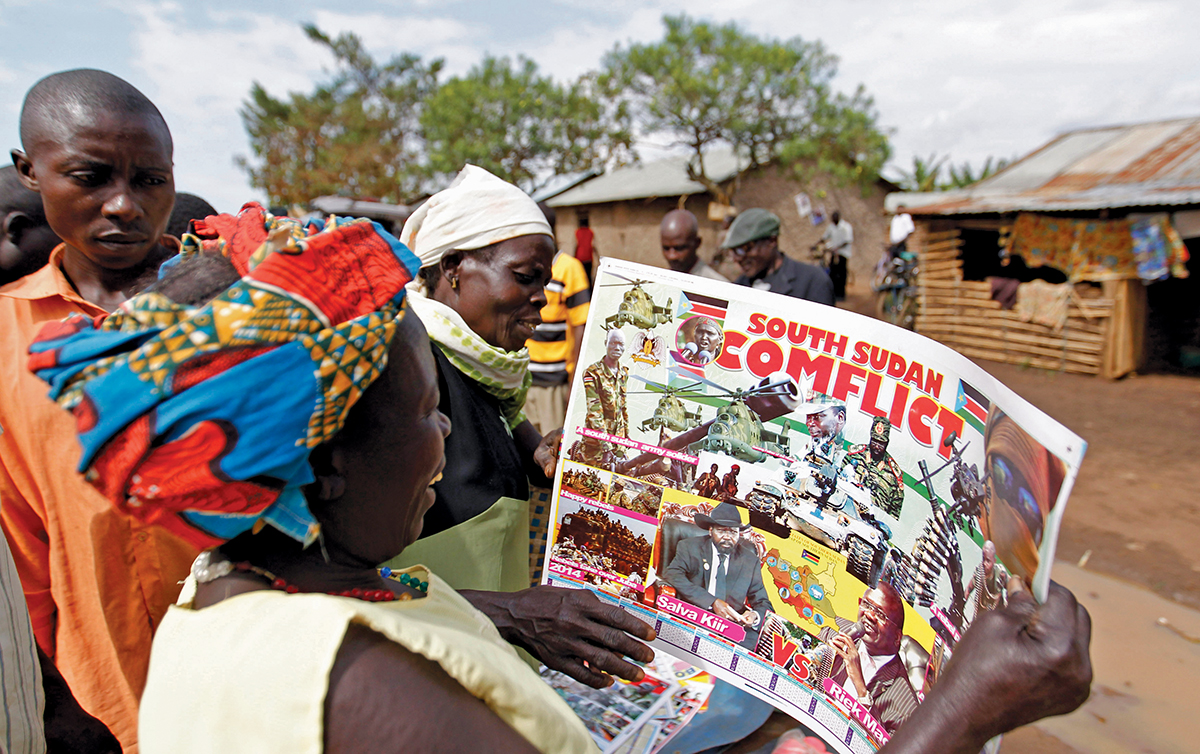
[[542, 259, 1086, 753], [540, 663, 676, 753]]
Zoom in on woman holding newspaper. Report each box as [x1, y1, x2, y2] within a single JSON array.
[[392, 165, 657, 690], [30, 204, 1089, 751]]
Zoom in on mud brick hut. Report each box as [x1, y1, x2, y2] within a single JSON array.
[[887, 117, 1200, 378], [542, 148, 896, 290]]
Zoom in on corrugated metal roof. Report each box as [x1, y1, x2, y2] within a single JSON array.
[[547, 148, 746, 207], [309, 196, 413, 223], [886, 116, 1200, 215], [530, 169, 599, 203]]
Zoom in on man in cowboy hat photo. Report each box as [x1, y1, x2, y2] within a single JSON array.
[[663, 503, 772, 646]]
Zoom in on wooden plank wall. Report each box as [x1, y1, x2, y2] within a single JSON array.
[[910, 221, 1112, 375]]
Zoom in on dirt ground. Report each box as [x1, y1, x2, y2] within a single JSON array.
[[979, 360, 1200, 609]]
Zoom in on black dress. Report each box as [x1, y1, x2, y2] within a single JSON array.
[[419, 346, 529, 538]]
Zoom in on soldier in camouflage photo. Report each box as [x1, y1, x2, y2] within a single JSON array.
[[580, 328, 630, 465], [842, 416, 906, 518]]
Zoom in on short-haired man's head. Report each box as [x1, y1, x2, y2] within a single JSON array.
[[982, 539, 997, 570], [831, 210, 841, 224], [12, 70, 175, 275], [167, 193, 218, 239], [19, 69, 171, 155], [0, 165, 58, 284], [605, 327, 626, 362], [661, 209, 701, 273]]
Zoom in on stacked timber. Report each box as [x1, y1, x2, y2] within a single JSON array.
[[911, 226, 1112, 375]]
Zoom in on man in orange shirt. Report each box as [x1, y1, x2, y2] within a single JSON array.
[[0, 69, 193, 752]]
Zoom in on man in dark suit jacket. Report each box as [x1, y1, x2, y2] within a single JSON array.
[[663, 503, 772, 647], [817, 582, 920, 736]]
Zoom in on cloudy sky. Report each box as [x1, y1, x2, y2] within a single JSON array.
[[1, 0, 1196, 211]]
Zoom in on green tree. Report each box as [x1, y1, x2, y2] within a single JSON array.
[[421, 56, 633, 192], [600, 15, 890, 203], [945, 155, 1013, 189], [238, 25, 442, 206], [896, 153, 948, 192], [895, 153, 1014, 191]]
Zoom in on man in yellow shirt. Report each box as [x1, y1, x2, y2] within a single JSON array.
[[525, 203, 590, 433]]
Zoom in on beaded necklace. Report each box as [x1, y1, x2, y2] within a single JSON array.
[[192, 551, 427, 603]]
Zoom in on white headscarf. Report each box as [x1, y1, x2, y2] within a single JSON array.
[[400, 164, 552, 270]]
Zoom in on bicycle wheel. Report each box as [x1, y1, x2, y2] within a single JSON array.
[[875, 287, 903, 325], [897, 290, 917, 330]]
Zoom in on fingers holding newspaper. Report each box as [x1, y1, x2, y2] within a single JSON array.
[[463, 586, 656, 688], [879, 578, 1092, 754]]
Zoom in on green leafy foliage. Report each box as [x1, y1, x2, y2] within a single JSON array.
[[240, 17, 892, 206], [601, 15, 890, 201], [944, 155, 1013, 189], [238, 25, 441, 206], [895, 153, 1014, 192], [422, 56, 633, 192], [895, 153, 949, 193]]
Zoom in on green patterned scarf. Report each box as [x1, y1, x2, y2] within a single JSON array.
[[405, 286, 530, 428]]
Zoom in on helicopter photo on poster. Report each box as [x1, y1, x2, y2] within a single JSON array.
[[543, 259, 1087, 753]]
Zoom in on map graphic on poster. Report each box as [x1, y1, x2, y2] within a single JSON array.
[[542, 259, 1087, 753]]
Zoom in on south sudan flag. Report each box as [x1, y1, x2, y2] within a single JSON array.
[[954, 379, 989, 434], [671, 292, 730, 379], [676, 292, 728, 326]]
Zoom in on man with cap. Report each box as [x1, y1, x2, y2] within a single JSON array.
[[663, 503, 771, 641], [719, 463, 741, 502], [660, 208, 727, 282], [840, 416, 906, 518], [801, 393, 848, 468], [722, 208, 834, 305]]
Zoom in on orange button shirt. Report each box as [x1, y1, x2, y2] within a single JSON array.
[[0, 245, 197, 753]]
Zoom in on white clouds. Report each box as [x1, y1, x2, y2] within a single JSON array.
[[574, 0, 1200, 173], [309, 10, 478, 74], [120, 1, 338, 211], [93, 0, 1200, 208], [494, 6, 664, 81]]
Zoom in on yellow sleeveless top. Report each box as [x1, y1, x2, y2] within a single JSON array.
[[139, 566, 596, 754]]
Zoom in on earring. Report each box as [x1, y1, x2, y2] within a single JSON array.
[[449, 276, 459, 291]]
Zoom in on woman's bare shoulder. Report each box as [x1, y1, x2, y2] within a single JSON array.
[[324, 624, 538, 754]]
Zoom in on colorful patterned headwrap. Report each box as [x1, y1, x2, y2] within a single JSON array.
[[27, 203, 421, 547]]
